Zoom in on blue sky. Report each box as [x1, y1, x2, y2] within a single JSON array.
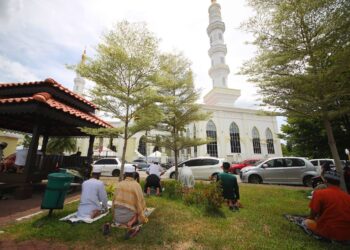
[[0, 0, 286, 130]]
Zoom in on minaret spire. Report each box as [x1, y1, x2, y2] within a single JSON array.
[[203, 0, 241, 106], [207, 0, 230, 88], [73, 48, 87, 95]]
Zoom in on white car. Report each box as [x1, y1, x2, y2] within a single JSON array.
[[92, 158, 136, 177], [163, 157, 224, 180]]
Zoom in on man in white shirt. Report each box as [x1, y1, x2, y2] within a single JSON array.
[[14, 148, 28, 173], [144, 162, 164, 195], [77, 165, 108, 219]]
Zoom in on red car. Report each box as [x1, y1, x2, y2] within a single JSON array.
[[229, 159, 261, 175]]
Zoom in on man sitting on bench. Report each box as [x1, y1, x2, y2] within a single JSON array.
[[113, 165, 147, 227]]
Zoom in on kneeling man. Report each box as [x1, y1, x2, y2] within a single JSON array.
[[218, 162, 241, 210], [77, 165, 108, 219], [113, 165, 147, 227], [304, 171, 350, 241]]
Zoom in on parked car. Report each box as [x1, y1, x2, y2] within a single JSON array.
[[131, 158, 150, 170], [240, 157, 317, 186], [309, 159, 335, 175], [229, 158, 261, 175], [92, 157, 136, 177], [163, 156, 224, 180]]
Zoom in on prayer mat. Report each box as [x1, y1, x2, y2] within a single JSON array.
[[284, 214, 350, 245], [111, 207, 155, 229], [60, 210, 109, 224], [60, 201, 112, 224], [110, 207, 155, 239]]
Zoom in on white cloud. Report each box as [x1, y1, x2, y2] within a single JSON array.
[[0, 0, 261, 109], [0, 55, 38, 82]]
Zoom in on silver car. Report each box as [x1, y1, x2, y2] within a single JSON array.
[[240, 157, 317, 186]]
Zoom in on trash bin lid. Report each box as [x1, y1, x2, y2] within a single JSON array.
[[48, 172, 74, 181]]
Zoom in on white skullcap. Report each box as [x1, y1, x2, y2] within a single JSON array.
[[124, 164, 135, 173], [92, 165, 102, 173]]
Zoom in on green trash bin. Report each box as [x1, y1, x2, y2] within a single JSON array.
[[41, 172, 74, 211]]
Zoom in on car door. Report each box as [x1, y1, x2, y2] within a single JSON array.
[[185, 159, 202, 179], [261, 158, 285, 183], [102, 159, 118, 176], [199, 158, 220, 179], [283, 158, 306, 184], [93, 159, 108, 176]]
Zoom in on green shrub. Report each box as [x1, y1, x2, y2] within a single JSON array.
[[162, 180, 182, 199], [203, 181, 224, 213], [183, 182, 224, 214], [105, 183, 115, 200], [183, 188, 204, 205]]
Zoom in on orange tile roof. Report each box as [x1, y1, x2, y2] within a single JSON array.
[[0, 92, 112, 128], [0, 78, 97, 109]]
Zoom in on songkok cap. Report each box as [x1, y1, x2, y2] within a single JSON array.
[[92, 165, 102, 173], [324, 170, 340, 181], [124, 164, 135, 173]]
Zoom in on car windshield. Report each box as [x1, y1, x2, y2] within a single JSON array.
[[253, 159, 265, 166]]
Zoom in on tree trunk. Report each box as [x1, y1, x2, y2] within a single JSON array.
[[119, 106, 130, 181], [174, 148, 178, 180], [120, 135, 128, 181], [323, 118, 346, 191]]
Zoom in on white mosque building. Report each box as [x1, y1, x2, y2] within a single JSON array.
[[73, 0, 282, 163]]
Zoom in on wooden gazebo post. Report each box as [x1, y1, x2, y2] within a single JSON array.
[[87, 135, 95, 167], [24, 124, 40, 182]]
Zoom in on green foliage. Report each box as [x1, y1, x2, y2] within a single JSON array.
[[183, 188, 204, 205], [241, 0, 350, 173], [202, 181, 225, 213], [73, 21, 164, 179], [46, 137, 77, 154], [182, 182, 224, 214], [105, 183, 115, 200], [162, 180, 183, 199], [280, 116, 350, 159], [152, 52, 211, 178], [21, 134, 32, 147]]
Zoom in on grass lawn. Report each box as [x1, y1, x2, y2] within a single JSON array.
[[1, 183, 348, 249]]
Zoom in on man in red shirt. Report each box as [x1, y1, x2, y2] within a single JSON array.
[[304, 171, 350, 241]]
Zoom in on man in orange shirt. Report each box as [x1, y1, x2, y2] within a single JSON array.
[[304, 171, 350, 241]]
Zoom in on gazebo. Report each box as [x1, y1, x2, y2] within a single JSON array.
[[0, 78, 112, 196]]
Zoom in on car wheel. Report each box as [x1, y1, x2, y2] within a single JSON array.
[[234, 169, 241, 175], [303, 175, 313, 187], [211, 173, 218, 182], [248, 174, 262, 184], [112, 169, 120, 177], [170, 172, 176, 179]]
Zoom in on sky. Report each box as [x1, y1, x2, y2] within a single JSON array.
[[0, 0, 285, 129]]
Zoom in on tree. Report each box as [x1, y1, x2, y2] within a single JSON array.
[[46, 137, 77, 155], [280, 116, 350, 159], [153, 52, 210, 179], [76, 21, 163, 180], [241, 0, 350, 183]]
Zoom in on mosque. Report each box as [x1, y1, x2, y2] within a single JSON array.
[[73, 0, 282, 163]]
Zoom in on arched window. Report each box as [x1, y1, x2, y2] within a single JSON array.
[[252, 127, 261, 154], [193, 124, 197, 157], [266, 128, 275, 154], [138, 135, 146, 156], [206, 120, 218, 157], [230, 122, 241, 153]]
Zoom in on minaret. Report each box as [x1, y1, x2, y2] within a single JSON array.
[[207, 0, 230, 88], [203, 0, 241, 107], [73, 49, 86, 95]]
